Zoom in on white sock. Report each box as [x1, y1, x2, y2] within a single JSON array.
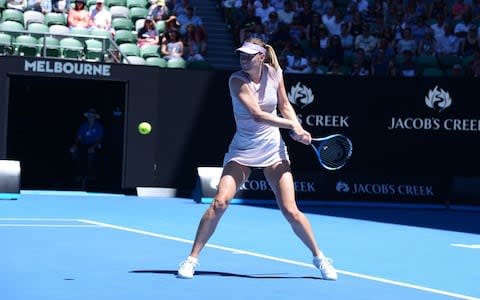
[[187, 256, 198, 263]]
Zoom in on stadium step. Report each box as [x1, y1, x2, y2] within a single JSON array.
[[194, 0, 238, 70]]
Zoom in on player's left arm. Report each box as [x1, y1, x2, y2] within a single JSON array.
[[276, 71, 311, 144]]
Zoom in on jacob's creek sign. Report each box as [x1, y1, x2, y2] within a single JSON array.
[[24, 60, 111, 77], [387, 85, 480, 132]]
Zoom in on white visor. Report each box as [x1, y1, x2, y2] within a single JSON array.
[[235, 42, 266, 55]]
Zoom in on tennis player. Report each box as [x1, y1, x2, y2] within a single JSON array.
[[177, 38, 337, 280]]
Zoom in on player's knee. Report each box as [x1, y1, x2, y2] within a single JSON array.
[[283, 209, 302, 224], [212, 197, 230, 212]]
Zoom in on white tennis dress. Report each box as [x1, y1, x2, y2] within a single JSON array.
[[223, 64, 289, 167]]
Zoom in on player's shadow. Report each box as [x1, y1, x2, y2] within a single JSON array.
[[130, 270, 321, 279]]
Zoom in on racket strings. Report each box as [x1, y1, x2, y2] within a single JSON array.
[[315, 138, 352, 169]]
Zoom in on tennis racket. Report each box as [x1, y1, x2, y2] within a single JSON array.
[[290, 132, 353, 170]]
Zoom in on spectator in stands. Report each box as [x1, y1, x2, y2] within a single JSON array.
[[89, 0, 113, 33], [70, 108, 103, 190], [349, 11, 364, 37], [289, 16, 307, 43], [177, 6, 205, 36], [308, 56, 326, 74], [184, 24, 207, 62], [411, 15, 428, 43], [454, 12, 474, 39], [397, 49, 419, 77], [161, 30, 184, 59], [238, 5, 262, 43], [391, 11, 407, 41], [396, 27, 417, 54], [428, 0, 448, 20], [322, 6, 336, 32], [164, 15, 181, 34], [352, 47, 370, 75], [285, 44, 311, 73], [417, 28, 436, 56], [340, 22, 354, 56], [461, 25, 480, 56], [263, 11, 280, 42], [148, 0, 169, 22], [256, 0, 275, 23], [7, 0, 26, 11], [472, 0, 480, 21], [269, 22, 294, 52], [277, 1, 295, 25], [324, 34, 344, 66], [52, 0, 69, 14], [298, 0, 315, 26], [137, 17, 160, 47], [467, 48, 480, 76], [435, 24, 461, 56], [370, 48, 395, 76], [451, 63, 464, 76], [370, 12, 386, 38], [451, 0, 470, 21], [306, 13, 323, 40], [327, 59, 344, 75], [415, 0, 428, 18], [68, 0, 90, 28], [248, 23, 268, 41], [313, 0, 333, 16], [27, 0, 52, 13], [430, 13, 447, 41], [304, 34, 324, 60], [354, 0, 369, 13], [173, 0, 190, 16], [355, 24, 378, 56], [362, 3, 377, 26]]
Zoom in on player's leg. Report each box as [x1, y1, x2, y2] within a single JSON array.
[[263, 160, 337, 280], [177, 161, 250, 278]]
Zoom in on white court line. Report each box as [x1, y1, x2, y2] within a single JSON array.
[[0, 218, 79, 222], [0, 224, 100, 227], [78, 218, 479, 300]]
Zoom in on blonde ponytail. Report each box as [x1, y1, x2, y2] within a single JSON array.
[[243, 37, 280, 70]]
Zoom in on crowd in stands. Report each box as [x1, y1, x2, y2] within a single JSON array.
[[0, 0, 209, 67], [222, 0, 480, 76]]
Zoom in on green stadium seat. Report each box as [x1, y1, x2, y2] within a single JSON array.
[[0, 0, 6, 9], [45, 12, 67, 26], [438, 55, 462, 68], [123, 55, 145, 64], [109, 6, 130, 19], [139, 44, 160, 58], [0, 33, 14, 55], [112, 17, 133, 30], [187, 60, 213, 69], [462, 55, 474, 67], [118, 42, 140, 56], [85, 38, 104, 61], [0, 21, 25, 37], [70, 27, 91, 41], [126, 0, 147, 8], [422, 67, 444, 77], [23, 10, 45, 28], [27, 23, 49, 38], [155, 20, 165, 33], [60, 37, 84, 59], [15, 35, 38, 57], [107, 0, 127, 7], [415, 55, 438, 68], [166, 57, 187, 68], [114, 29, 136, 44], [1, 9, 24, 24], [38, 36, 61, 57], [129, 7, 148, 24], [145, 56, 167, 67]]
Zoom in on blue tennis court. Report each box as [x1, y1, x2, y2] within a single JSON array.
[[1, 191, 479, 300]]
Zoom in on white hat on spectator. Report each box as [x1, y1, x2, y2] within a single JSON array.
[[96, 0, 104, 3], [84, 108, 100, 119]]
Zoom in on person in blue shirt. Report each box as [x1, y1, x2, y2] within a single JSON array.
[[70, 108, 104, 189]]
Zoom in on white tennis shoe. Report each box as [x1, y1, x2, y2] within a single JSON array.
[[313, 256, 338, 280], [177, 256, 199, 279]]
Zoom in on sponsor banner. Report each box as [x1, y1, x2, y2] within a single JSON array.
[[195, 167, 447, 204], [24, 60, 111, 77]]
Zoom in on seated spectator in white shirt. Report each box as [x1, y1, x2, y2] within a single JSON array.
[[89, 0, 113, 33]]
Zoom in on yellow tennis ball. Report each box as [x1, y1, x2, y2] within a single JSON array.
[[138, 122, 152, 135]]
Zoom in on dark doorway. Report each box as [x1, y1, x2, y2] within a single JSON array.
[[7, 75, 126, 193]]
